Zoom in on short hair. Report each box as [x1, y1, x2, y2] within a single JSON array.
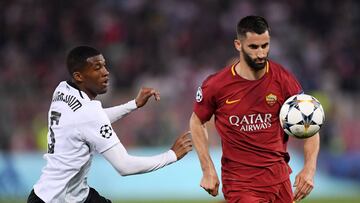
[[236, 16, 270, 39], [66, 46, 101, 75]]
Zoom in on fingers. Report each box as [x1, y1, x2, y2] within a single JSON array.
[[293, 177, 314, 201], [135, 87, 160, 108], [144, 88, 160, 100], [294, 184, 313, 201], [201, 182, 219, 197], [153, 90, 160, 101], [181, 131, 191, 138], [172, 131, 192, 160]]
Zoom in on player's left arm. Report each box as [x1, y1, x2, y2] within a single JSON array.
[[294, 132, 320, 201], [103, 87, 160, 123]]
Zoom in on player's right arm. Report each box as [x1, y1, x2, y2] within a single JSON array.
[[190, 112, 219, 197]]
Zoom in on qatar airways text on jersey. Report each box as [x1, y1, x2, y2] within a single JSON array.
[[228, 113, 272, 132]]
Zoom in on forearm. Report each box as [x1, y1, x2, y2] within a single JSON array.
[[190, 113, 216, 174], [303, 133, 320, 172], [102, 143, 177, 176], [103, 100, 137, 123]]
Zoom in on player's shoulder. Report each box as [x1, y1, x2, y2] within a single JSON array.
[[51, 81, 109, 124], [78, 100, 109, 123], [202, 63, 234, 87], [268, 60, 294, 77]]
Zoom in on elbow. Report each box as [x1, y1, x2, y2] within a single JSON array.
[[116, 167, 132, 176], [190, 113, 201, 127]]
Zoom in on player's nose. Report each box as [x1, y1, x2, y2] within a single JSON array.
[[257, 51, 266, 59]]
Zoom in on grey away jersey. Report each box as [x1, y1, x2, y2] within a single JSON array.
[[34, 81, 120, 203]]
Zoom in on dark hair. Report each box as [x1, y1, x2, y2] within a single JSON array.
[[236, 16, 270, 39], [66, 46, 101, 75]]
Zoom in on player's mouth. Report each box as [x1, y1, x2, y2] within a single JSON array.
[[102, 78, 109, 87], [255, 59, 266, 64]]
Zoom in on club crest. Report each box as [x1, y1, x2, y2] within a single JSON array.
[[266, 93, 277, 106]]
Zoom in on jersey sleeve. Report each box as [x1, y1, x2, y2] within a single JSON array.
[[193, 78, 217, 123], [103, 100, 138, 123], [282, 69, 303, 99], [81, 103, 120, 153], [102, 143, 177, 176]]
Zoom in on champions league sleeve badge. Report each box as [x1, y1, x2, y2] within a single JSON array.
[[196, 87, 203, 103], [100, 124, 113, 139]]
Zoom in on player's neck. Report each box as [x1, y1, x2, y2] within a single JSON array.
[[70, 79, 97, 100], [235, 60, 266, 80]]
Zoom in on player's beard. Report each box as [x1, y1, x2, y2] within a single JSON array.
[[242, 48, 268, 71]]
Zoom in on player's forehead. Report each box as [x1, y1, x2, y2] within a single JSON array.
[[243, 31, 270, 45], [86, 54, 105, 65]]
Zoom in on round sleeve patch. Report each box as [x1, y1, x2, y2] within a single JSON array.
[[100, 124, 113, 139], [196, 87, 203, 102]]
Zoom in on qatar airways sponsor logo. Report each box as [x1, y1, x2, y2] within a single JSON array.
[[228, 113, 272, 131]]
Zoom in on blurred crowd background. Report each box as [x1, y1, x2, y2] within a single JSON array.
[[0, 0, 359, 184]]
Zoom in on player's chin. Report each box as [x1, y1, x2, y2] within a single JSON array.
[[251, 63, 266, 71], [98, 86, 108, 94]]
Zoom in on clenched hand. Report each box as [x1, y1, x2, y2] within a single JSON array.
[[201, 172, 220, 196]]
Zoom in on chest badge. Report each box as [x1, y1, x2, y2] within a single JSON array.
[[266, 93, 277, 106]]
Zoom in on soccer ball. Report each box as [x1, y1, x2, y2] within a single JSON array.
[[279, 94, 325, 139]]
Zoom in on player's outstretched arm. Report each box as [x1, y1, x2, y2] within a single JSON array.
[[294, 132, 320, 202], [103, 100, 137, 123], [103, 87, 160, 123], [190, 112, 219, 197], [102, 132, 191, 176]]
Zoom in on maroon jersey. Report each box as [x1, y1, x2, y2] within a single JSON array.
[[194, 60, 302, 187]]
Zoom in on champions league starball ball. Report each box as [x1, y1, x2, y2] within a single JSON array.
[[279, 94, 325, 139]]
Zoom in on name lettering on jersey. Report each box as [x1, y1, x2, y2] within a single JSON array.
[[52, 91, 82, 112], [229, 113, 272, 132]]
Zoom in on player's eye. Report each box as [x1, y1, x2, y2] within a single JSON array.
[[249, 45, 258, 49], [261, 43, 269, 49], [94, 65, 101, 70]]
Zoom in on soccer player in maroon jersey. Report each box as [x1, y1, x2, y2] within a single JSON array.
[[190, 16, 320, 203]]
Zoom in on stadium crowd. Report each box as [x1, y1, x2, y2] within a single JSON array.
[[0, 0, 359, 180]]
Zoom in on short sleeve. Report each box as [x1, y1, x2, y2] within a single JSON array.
[[193, 79, 217, 123], [282, 69, 303, 99], [81, 103, 120, 153]]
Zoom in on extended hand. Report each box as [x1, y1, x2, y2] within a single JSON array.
[[135, 87, 160, 108], [293, 168, 315, 201], [201, 173, 220, 197], [171, 131, 192, 160]]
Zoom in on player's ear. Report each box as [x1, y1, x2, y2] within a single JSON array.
[[73, 71, 84, 83], [234, 39, 241, 52]]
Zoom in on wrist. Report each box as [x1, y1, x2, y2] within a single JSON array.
[[303, 164, 316, 174], [202, 167, 217, 176]]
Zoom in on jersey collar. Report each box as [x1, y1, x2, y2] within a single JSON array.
[[66, 80, 90, 100]]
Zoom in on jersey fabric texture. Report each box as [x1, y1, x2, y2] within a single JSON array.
[[223, 178, 293, 203], [34, 81, 121, 203], [193, 60, 302, 189]]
